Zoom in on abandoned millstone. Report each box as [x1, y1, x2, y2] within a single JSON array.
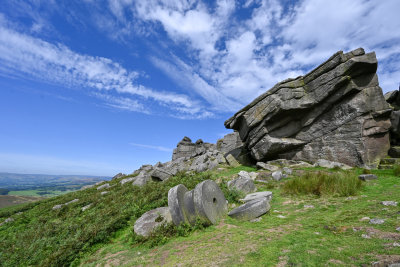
[[228, 198, 271, 221], [381, 201, 398, 206], [227, 177, 256, 194], [168, 180, 227, 226], [358, 174, 378, 181], [97, 183, 110, 191], [239, 191, 273, 203], [272, 171, 284, 181], [226, 154, 240, 167], [225, 48, 391, 168], [133, 207, 172, 237], [256, 162, 279, 172]]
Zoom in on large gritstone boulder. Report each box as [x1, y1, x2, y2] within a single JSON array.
[[168, 180, 227, 226], [217, 132, 254, 165], [225, 48, 391, 168]]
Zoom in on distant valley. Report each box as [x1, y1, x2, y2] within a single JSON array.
[[0, 172, 110, 208]]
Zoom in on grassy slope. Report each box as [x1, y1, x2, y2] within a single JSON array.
[[79, 168, 400, 267], [1, 166, 399, 266]]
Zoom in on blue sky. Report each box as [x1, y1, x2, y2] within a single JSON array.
[[0, 0, 399, 176]]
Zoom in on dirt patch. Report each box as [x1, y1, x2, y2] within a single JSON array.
[[355, 227, 400, 240], [371, 254, 400, 267]]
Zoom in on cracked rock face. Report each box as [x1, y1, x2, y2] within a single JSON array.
[[225, 48, 391, 168]]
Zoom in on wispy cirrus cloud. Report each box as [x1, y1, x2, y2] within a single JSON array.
[[129, 143, 172, 152], [0, 17, 211, 118]]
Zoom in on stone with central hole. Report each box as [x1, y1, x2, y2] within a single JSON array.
[[168, 179, 227, 226]]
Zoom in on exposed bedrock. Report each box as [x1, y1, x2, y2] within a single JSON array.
[[225, 48, 391, 168]]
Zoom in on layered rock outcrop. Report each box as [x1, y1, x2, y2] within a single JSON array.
[[225, 48, 391, 167]]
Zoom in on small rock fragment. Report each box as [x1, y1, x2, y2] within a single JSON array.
[[226, 154, 240, 167], [239, 191, 273, 203], [97, 183, 110, 190], [101, 191, 108, 195], [381, 201, 398, 206], [304, 205, 314, 209], [360, 217, 370, 221], [227, 177, 256, 194], [283, 167, 293, 175], [120, 177, 136, 185], [393, 242, 400, 247], [52, 205, 62, 210], [361, 234, 371, 239], [358, 174, 378, 181], [256, 162, 279, 172], [370, 218, 385, 225], [81, 204, 92, 212], [277, 215, 286, 219], [396, 227, 400, 232], [272, 171, 283, 181]]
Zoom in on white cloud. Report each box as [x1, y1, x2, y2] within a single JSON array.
[[129, 143, 172, 152], [0, 20, 212, 117], [133, 0, 400, 106]]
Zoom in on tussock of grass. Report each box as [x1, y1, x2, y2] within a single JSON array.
[[282, 171, 362, 197], [393, 164, 400, 176]]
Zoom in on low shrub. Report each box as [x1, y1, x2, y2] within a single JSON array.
[[282, 171, 362, 197], [362, 168, 372, 174], [393, 164, 400, 176]]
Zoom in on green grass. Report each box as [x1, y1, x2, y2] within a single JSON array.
[[282, 171, 362, 197], [1, 165, 400, 267], [8, 189, 71, 197], [393, 164, 400, 176]]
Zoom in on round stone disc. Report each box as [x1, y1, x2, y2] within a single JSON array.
[[168, 184, 188, 226], [228, 198, 270, 221], [193, 180, 227, 224]]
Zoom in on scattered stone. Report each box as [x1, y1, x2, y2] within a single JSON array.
[[396, 227, 400, 232], [393, 242, 400, 247], [65, 199, 79, 205], [97, 183, 110, 191], [228, 198, 270, 221], [0, 217, 13, 226], [256, 162, 279, 172], [239, 191, 273, 203], [314, 232, 320, 235], [168, 180, 227, 226], [112, 173, 126, 180], [359, 174, 378, 181], [361, 234, 371, 239], [101, 191, 108, 195], [81, 204, 92, 212], [346, 196, 357, 200], [277, 215, 286, 219], [370, 218, 385, 225], [250, 217, 262, 222], [133, 207, 172, 237], [151, 167, 173, 181], [272, 171, 284, 181], [120, 177, 136, 185], [132, 173, 151, 186], [382, 201, 398, 206], [52, 205, 62, 210], [225, 48, 390, 168], [238, 170, 251, 180], [226, 154, 240, 167], [360, 217, 371, 221], [227, 177, 256, 194], [80, 184, 95, 190], [283, 167, 293, 175], [314, 159, 352, 170], [249, 172, 258, 180], [304, 205, 314, 209]]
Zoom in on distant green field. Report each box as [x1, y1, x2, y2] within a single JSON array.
[[8, 190, 72, 197]]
